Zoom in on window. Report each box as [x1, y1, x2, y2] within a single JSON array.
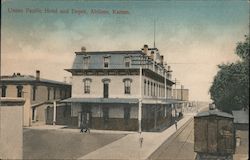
[[144, 80, 147, 95], [153, 83, 156, 96], [53, 87, 56, 99], [32, 108, 36, 121], [1, 86, 7, 97], [124, 57, 131, 68], [102, 79, 110, 98], [47, 87, 51, 100], [83, 79, 91, 94], [32, 86, 37, 101], [46, 106, 50, 121], [123, 79, 132, 94], [60, 89, 62, 99], [147, 81, 150, 96], [158, 84, 160, 96], [124, 107, 131, 125], [151, 82, 153, 96], [83, 56, 90, 69], [16, 85, 23, 97], [103, 57, 109, 68]]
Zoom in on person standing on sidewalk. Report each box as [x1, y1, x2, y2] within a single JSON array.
[[139, 132, 143, 148]]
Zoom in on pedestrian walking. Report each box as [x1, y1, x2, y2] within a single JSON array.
[[139, 132, 143, 148], [175, 119, 178, 130]]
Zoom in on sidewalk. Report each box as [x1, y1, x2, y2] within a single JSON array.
[[78, 105, 207, 160], [26, 125, 136, 134], [78, 115, 193, 160]]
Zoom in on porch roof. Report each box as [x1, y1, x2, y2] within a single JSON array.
[[61, 98, 139, 104], [62, 97, 185, 105]]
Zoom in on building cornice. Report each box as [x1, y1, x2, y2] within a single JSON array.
[[66, 68, 175, 85]]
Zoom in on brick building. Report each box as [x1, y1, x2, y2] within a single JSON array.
[[0, 71, 71, 126]]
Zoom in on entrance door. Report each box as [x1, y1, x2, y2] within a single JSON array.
[[78, 112, 91, 128], [103, 83, 109, 98]]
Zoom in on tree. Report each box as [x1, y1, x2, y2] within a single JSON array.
[[209, 35, 249, 113]]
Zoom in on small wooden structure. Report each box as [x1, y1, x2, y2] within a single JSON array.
[[194, 110, 235, 160]]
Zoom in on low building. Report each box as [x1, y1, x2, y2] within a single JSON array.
[[0, 71, 71, 126], [172, 86, 189, 101], [63, 45, 183, 131], [232, 110, 249, 130], [0, 98, 25, 159]]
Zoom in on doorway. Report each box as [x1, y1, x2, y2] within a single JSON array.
[[78, 111, 91, 128]]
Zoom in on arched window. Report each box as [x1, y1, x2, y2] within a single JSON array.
[[123, 78, 132, 94], [16, 85, 23, 97], [147, 81, 150, 96], [102, 78, 111, 98], [83, 78, 92, 94], [1, 86, 7, 97]]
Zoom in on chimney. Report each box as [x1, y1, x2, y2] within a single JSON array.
[[81, 46, 86, 52], [36, 70, 40, 81], [150, 50, 154, 59], [142, 44, 148, 54], [160, 55, 164, 65]]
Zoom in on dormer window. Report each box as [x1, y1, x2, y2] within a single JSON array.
[[124, 57, 131, 68], [103, 56, 110, 68], [83, 56, 90, 69]]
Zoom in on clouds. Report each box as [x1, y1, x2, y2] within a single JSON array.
[[1, 0, 248, 101]]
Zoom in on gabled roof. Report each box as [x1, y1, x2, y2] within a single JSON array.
[[0, 75, 70, 86]]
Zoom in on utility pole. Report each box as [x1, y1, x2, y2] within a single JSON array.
[[138, 66, 142, 133], [174, 78, 177, 99], [164, 71, 167, 99], [154, 19, 156, 48], [53, 101, 57, 125]]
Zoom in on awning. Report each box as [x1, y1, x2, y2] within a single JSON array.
[[141, 98, 186, 104], [61, 98, 139, 104], [62, 97, 186, 105]]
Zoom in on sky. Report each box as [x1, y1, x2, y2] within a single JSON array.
[[1, 0, 249, 101]]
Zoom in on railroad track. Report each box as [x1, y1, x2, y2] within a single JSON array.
[[148, 117, 194, 160], [148, 106, 208, 160]]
